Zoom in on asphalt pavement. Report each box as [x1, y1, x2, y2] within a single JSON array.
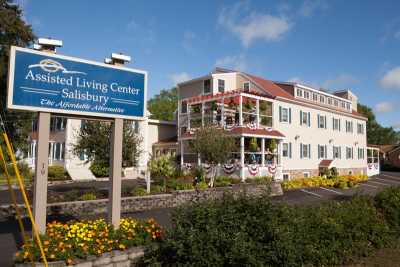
[[0, 171, 399, 266]]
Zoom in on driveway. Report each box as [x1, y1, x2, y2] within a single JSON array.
[[0, 171, 399, 266]]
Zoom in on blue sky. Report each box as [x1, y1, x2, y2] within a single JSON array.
[[16, 0, 400, 129]]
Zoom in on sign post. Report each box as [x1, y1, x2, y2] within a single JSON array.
[[7, 45, 147, 232]]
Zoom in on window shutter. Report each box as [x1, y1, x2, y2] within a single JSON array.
[[339, 120, 341, 131], [308, 144, 311, 158], [279, 106, 282, 122], [317, 115, 320, 128], [289, 142, 292, 158], [318, 145, 320, 159], [300, 111, 303, 125], [325, 145, 327, 159], [324, 116, 327, 129], [339, 147, 341, 159], [288, 108, 292, 123], [300, 143, 303, 159], [307, 112, 310, 127], [332, 118, 334, 129]]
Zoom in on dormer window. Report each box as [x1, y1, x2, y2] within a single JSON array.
[[313, 93, 318, 101], [328, 98, 332, 105], [243, 81, 250, 92], [296, 88, 303, 97], [334, 100, 338, 107], [320, 95, 325, 104], [304, 91, 310, 99], [203, 79, 211, 94]]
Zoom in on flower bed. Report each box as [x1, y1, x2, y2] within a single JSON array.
[[282, 174, 368, 190], [14, 218, 162, 265]]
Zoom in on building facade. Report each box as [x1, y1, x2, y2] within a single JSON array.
[[26, 114, 176, 180], [177, 68, 369, 180]]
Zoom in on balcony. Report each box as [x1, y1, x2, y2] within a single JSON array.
[[179, 91, 273, 132]]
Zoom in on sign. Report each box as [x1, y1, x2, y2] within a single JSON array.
[[7, 46, 147, 120]]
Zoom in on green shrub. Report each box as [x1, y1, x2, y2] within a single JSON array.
[[79, 192, 97, 201], [329, 167, 338, 178], [167, 178, 194, 191], [131, 187, 148, 196], [375, 187, 400, 230], [196, 181, 209, 190], [48, 166, 69, 181], [248, 176, 272, 184], [191, 167, 205, 183], [151, 185, 164, 194], [89, 163, 109, 177], [142, 194, 394, 266], [214, 176, 232, 187]]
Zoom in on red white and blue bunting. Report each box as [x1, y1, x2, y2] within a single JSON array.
[[223, 163, 237, 174], [247, 164, 259, 176], [183, 163, 193, 171], [267, 164, 277, 174], [202, 163, 212, 173]]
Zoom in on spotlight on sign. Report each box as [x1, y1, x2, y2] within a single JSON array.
[[111, 53, 132, 65], [36, 38, 63, 52]]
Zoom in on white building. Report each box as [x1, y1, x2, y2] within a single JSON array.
[[26, 114, 176, 180], [177, 68, 377, 180]]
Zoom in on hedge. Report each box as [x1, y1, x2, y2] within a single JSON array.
[[141, 187, 400, 267]]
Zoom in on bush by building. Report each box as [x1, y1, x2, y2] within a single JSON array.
[[48, 166, 70, 181], [142, 187, 400, 266]]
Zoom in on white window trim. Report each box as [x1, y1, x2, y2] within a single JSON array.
[[243, 81, 250, 91], [281, 107, 289, 123]]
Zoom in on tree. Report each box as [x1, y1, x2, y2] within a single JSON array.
[[73, 120, 142, 170], [358, 103, 400, 145], [0, 0, 35, 153], [190, 126, 236, 187], [148, 155, 175, 191], [147, 87, 177, 121]]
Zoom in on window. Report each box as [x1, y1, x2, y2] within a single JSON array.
[[282, 143, 292, 158], [333, 146, 341, 159], [243, 81, 250, 91], [317, 114, 326, 129], [357, 123, 364, 134], [320, 95, 325, 104], [346, 103, 350, 111], [334, 99, 338, 107], [300, 111, 310, 126], [358, 148, 365, 159], [296, 88, 303, 97], [304, 91, 310, 99], [181, 101, 188, 113], [332, 118, 341, 131], [346, 147, 354, 159], [318, 145, 327, 159], [346, 121, 353, 133], [328, 98, 332, 105], [341, 101, 346, 108], [50, 117, 66, 132], [300, 143, 311, 159], [203, 79, 211, 94], [218, 79, 225, 93], [279, 106, 291, 123], [313, 93, 318, 101], [303, 172, 311, 178], [283, 173, 290, 181]]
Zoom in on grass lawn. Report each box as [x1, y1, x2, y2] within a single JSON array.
[[344, 246, 400, 266]]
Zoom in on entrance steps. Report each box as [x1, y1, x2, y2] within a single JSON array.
[[65, 160, 96, 181]]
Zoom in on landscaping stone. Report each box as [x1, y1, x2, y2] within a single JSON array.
[[1, 183, 282, 219], [73, 260, 93, 267], [92, 253, 111, 266]]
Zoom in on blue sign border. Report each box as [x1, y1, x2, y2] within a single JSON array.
[[7, 46, 147, 120]]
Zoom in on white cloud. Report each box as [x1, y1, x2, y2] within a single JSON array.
[[215, 54, 247, 71], [392, 122, 400, 129], [380, 67, 400, 90], [321, 74, 358, 89], [287, 77, 305, 84], [218, 2, 291, 47], [170, 72, 191, 85], [299, 0, 328, 17], [374, 102, 395, 113]]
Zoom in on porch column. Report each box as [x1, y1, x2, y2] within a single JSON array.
[[221, 97, 225, 128], [239, 95, 243, 126], [187, 104, 191, 129], [180, 140, 184, 166], [256, 99, 260, 127], [49, 142, 54, 165], [261, 138, 265, 166], [201, 102, 204, 127], [277, 140, 282, 165], [197, 153, 201, 166], [240, 136, 245, 181]]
